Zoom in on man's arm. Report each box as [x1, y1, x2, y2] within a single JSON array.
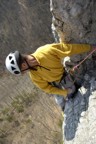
[[49, 43, 91, 58], [30, 75, 68, 99]]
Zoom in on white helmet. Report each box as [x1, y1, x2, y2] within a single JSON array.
[[5, 51, 22, 75]]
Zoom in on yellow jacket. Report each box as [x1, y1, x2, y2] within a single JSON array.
[[29, 43, 91, 98]]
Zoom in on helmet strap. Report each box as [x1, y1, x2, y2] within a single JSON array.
[[24, 59, 37, 71]]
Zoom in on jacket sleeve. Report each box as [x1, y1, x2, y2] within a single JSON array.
[[30, 74, 68, 98], [50, 43, 91, 58]]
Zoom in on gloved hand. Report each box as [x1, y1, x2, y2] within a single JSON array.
[[66, 88, 73, 100], [66, 86, 76, 100], [67, 88, 73, 94]]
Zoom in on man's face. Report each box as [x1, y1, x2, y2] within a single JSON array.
[[20, 61, 29, 74]]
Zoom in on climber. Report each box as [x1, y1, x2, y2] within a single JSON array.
[[5, 43, 93, 112]]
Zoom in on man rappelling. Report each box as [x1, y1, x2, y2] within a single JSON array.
[[5, 43, 94, 113]]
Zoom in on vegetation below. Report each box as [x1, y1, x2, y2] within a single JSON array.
[[0, 74, 63, 144]]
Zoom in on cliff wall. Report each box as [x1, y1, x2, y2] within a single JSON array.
[[50, 0, 96, 143]]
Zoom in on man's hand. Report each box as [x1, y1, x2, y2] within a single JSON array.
[[67, 88, 73, 94]]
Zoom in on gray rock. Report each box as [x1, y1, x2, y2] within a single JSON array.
[[51, 1, 96, 143]]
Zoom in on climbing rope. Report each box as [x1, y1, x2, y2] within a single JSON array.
[[72, 47, 96, 71], [69, 47, 96, 84]]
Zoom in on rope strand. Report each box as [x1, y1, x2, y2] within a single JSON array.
[[69, 47, 96, 83], [72, 47, 96, 72]]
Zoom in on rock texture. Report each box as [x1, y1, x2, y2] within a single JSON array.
[[50, 0, 96, 143], [62, 59, 96, 144], [50, 0, 96, 44]]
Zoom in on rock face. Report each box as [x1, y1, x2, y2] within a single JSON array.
[[50, 0, 96, 44], [0, 0, 54, 72], [50, 0, 96, 144], [62, 62, 96, 144]]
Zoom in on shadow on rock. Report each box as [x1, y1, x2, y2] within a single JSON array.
[[63, 86, 91, 141]]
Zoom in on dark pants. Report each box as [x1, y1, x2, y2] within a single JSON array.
[[52, 73, 76, 110]]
